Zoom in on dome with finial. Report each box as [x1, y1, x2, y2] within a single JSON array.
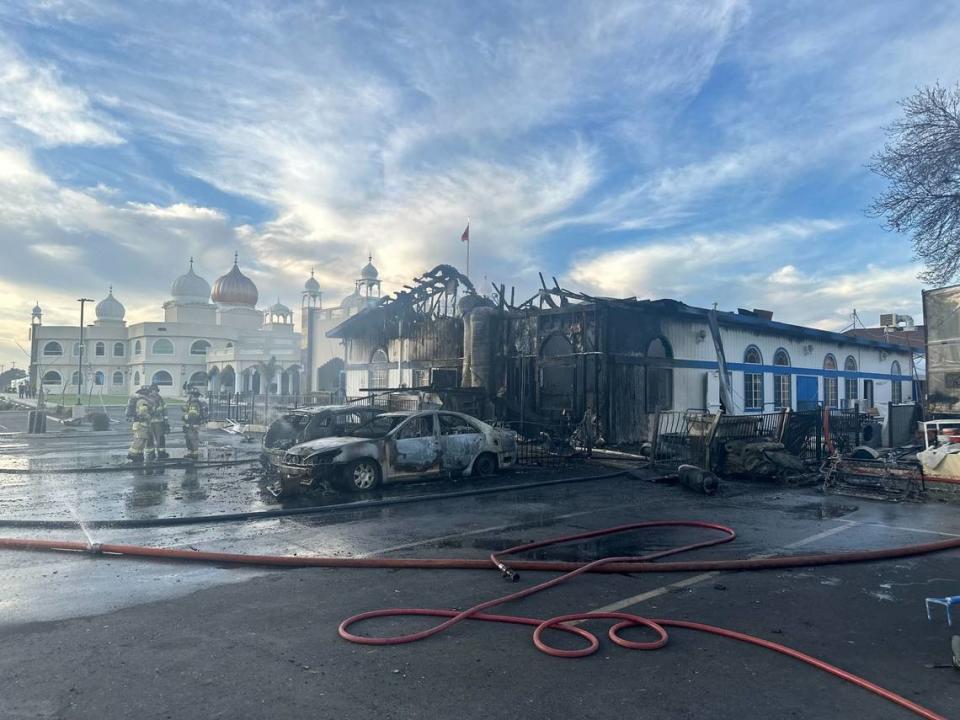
[[340, 288, 363, 311], [211, 253, 259, 306], [360, 255, 378, 280], [304, 269, 321, 293], [95, 286, 125, 321], [270, 299, 291, 315], [31, 301, 42, 317], [171, 258, 212, 303]]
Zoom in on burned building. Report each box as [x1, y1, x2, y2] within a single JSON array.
[[324, 267, 915, 445], [326, 265, 482, 398]]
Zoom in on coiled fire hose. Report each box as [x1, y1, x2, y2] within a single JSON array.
[[1, 520, 956, 719]]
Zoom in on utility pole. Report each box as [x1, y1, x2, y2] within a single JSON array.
[[76, 298, 93, 405]]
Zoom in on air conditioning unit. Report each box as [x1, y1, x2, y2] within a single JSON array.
[[880, 312, 915, 330], [840, 398, 859, 411]]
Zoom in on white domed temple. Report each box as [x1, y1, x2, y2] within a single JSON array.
[[27, 255, 388, 399], [28, 256, 310, 398]]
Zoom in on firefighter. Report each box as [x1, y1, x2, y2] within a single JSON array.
[[148, 383, 169, 459], [578, 405, 598, 458], [127, 387, 156, 462], [182, 388, 207, 460]]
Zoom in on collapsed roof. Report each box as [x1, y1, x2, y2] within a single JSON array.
[[327, 264, 480, 338]]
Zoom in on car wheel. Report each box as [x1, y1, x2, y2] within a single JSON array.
[[343, 459, 382, 492], [473, 452, 497, 477]]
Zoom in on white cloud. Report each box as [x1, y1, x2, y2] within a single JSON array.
[[564, 218, 924, 330], [0, 41, 121, 146], [568, 219, 847, 299], [28, 243, 83, 262], [124, 202, 226, 221]]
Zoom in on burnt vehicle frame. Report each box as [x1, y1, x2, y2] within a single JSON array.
[[261, 404, 382, 472], [278, 409, 517, 495]]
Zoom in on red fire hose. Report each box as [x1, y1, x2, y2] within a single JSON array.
[[1, 522, 956, 719]]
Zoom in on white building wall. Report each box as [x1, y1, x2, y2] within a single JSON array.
[[31, 310, 302, 398], [659, 318, 914, 427]]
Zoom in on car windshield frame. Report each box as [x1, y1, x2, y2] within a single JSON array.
[[348, 414, 407, 438]]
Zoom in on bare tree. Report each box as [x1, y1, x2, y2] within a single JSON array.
[[869, 83, 960, 285]]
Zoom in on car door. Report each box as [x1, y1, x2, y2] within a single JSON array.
[[438, 412, 485, 473], [389, 413, 441, 477]]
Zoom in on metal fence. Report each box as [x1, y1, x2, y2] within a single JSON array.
[[649, 408, 864, 471], [650, 411, 714, 468], [205, 388, 476, 427], [206, 391, 350, 425], [781, 410, 821, 456], [887, 402, 920, 447], [498, 420, 582, 467]]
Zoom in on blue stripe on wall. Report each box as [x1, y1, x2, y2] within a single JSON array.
[[671, 358, 913, 382]]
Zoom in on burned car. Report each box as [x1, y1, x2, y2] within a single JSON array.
[[261, 405, 382, 472], [278, 410, 517, 495]]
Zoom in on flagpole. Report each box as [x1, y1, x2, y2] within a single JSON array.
[[466, 217, 470, 279]]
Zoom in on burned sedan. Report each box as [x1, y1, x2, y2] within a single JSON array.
[[278, 410, 517, 495], [261, 405, 382, 472]]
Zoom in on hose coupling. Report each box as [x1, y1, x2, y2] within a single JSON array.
[[86, 542, 103, 555], [495, 560, 519, 582]]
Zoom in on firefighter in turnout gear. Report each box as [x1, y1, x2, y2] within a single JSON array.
[[148, 383, 169, 459], [182, 388, 207, 460], [127, 387, 156, 462]]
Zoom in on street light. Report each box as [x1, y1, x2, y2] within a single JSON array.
[[76, 298, 93, 405]]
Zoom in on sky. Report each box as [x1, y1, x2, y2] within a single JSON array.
[[1, 0, 958, 369]]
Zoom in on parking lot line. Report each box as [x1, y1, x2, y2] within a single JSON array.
[[855, 521, 960, 539], [588, 521, 859, 616]]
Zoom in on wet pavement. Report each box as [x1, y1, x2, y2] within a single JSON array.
[[0, 423, 958, 718]]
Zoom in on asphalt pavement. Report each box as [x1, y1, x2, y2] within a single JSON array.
[[0, 423, 958, 719]]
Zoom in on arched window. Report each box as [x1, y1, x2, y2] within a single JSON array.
[[112, 371, 124, 385], [190, 339, 211, 355], [41, 370, 62, 385], [773, 348, 791, 410], [94, 371, 104, 386], [152, 339, 174, 355], [151, 370, 173, 386], [95, 341, 105, 357], [187, 371, 208, 387], [823, 354, 838, 408], [71, 370, 82, 386], [369, 348, 389, 390], [743, 346, 763, 412], [226, 342, 234, 348], [134, 340, 142, 355], [133, 371, 141, 385], [844, 355, 858, 404], [113, 342, 125, 357], [645, 337, 673, 413], [891, 360, 903, 404], [43, 341, 63, 357]]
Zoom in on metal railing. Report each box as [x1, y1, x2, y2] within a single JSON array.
[[650, 411, 714, 468], [498, 420, 583, 467]]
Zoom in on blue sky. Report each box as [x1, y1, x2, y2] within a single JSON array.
[[1, 0, 958, 368]]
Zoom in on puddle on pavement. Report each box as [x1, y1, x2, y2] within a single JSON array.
[[786, 502, 859, 520], [430, 529, 703, 561]]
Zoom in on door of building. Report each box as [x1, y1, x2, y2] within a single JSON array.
[[797, 376, 819, 411]]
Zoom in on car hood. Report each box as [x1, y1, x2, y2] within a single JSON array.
[[287, 436, 366, 457]]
